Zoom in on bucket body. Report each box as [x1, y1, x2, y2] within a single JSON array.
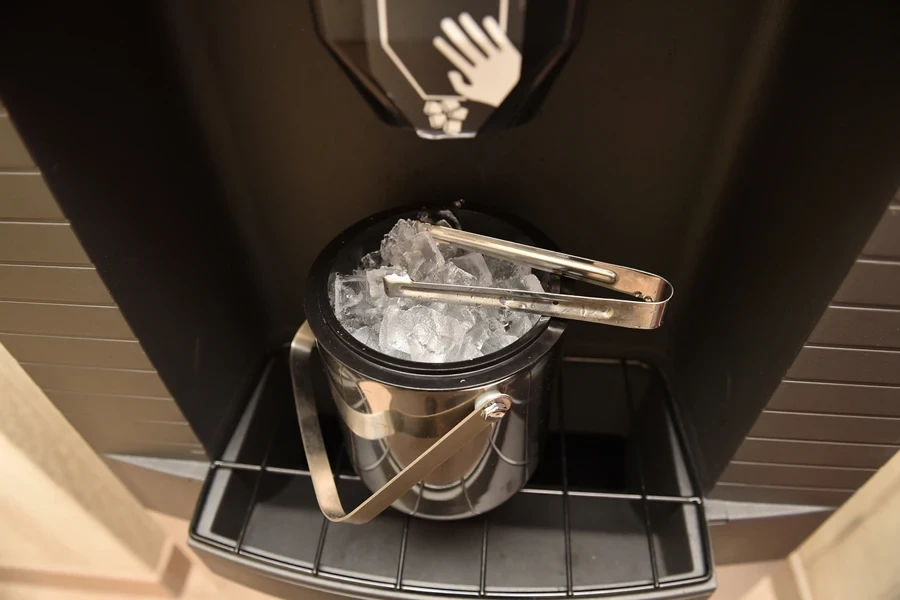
[[318, 332, 561, 518]]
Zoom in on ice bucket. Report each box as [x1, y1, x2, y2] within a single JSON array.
[[292, 207, 566, 522], [291, 206, 672, 523]]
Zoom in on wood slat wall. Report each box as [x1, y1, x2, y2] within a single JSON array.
[[21, 363, 172, 397], [0, 334, 155, 370], [46, 390, 186, 422], [721, 461, 876, 490], [768, 380, 900, 418], [714, 194, 900, 505], [0, 265, 116, 305], [733, 437, 897, 470], [0, 302, 137, 339], [809, 306, 900, 348], [0, 111, 204, 460], [832, 260, 900, 307]]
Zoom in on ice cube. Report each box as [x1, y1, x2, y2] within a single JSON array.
[[501, 273, 544, 293], [345, 296, 384, 328], [408, 329, 446, 362], [445, 304, 478, 331], [483, 306, 512, 328], [327, 272, 337, 309], [384, 347, 412, 360], [394, 232, 445, 280], [485, 255, 531, 284], [522, 274, 544, 292], [380, 219, 420, 267], [425, 262, 477, 287], [445, 340, 482, 362], [507, 313, 538, 337], [360, 251, 382, 270], [463, 321, 491, 350], [333, 274, 366, 315], [452, 253, 493, 286], [351, 326, 377, 346], [482, 333, 519, 355], [405, 306, 468, 363], [439, 243, 466, 261], [379, 304, 414, 354], [365, 267, 402, 301]]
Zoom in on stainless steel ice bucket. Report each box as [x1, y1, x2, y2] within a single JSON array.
[[291, 208, 566, 523], [291, 206, 671, 523]]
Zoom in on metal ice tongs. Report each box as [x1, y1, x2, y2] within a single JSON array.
[[383, 224, 674, 329]]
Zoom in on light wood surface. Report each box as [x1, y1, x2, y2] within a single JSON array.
[[0, 509, 333, 600], [730, 448, 900, 600], [0, 341, 180, 594], [792, 449, 900, 599]]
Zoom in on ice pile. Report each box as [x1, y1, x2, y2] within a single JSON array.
[[330, 217, 545, 363]]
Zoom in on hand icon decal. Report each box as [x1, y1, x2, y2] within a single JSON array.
[[433, 13, 521, 108]]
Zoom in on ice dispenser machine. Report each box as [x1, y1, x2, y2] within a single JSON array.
[[3, 1, 898, 599]]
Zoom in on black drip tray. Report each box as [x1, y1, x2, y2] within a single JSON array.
[[190, 353, 714, 599]]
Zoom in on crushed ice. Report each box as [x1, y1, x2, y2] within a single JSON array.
[[330, 215, 544, 362]]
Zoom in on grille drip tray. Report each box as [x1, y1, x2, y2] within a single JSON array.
[[190, 351, 715, 599]]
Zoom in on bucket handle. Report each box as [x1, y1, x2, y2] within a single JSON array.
[[290, 322, 511, 524]]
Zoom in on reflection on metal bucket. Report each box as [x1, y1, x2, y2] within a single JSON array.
[[321, 346, 556, 519]]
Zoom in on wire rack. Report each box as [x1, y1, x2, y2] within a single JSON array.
[[190, 354, 714, 599]]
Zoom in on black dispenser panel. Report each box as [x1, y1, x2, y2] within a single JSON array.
[[313, 0, 582, 138]]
